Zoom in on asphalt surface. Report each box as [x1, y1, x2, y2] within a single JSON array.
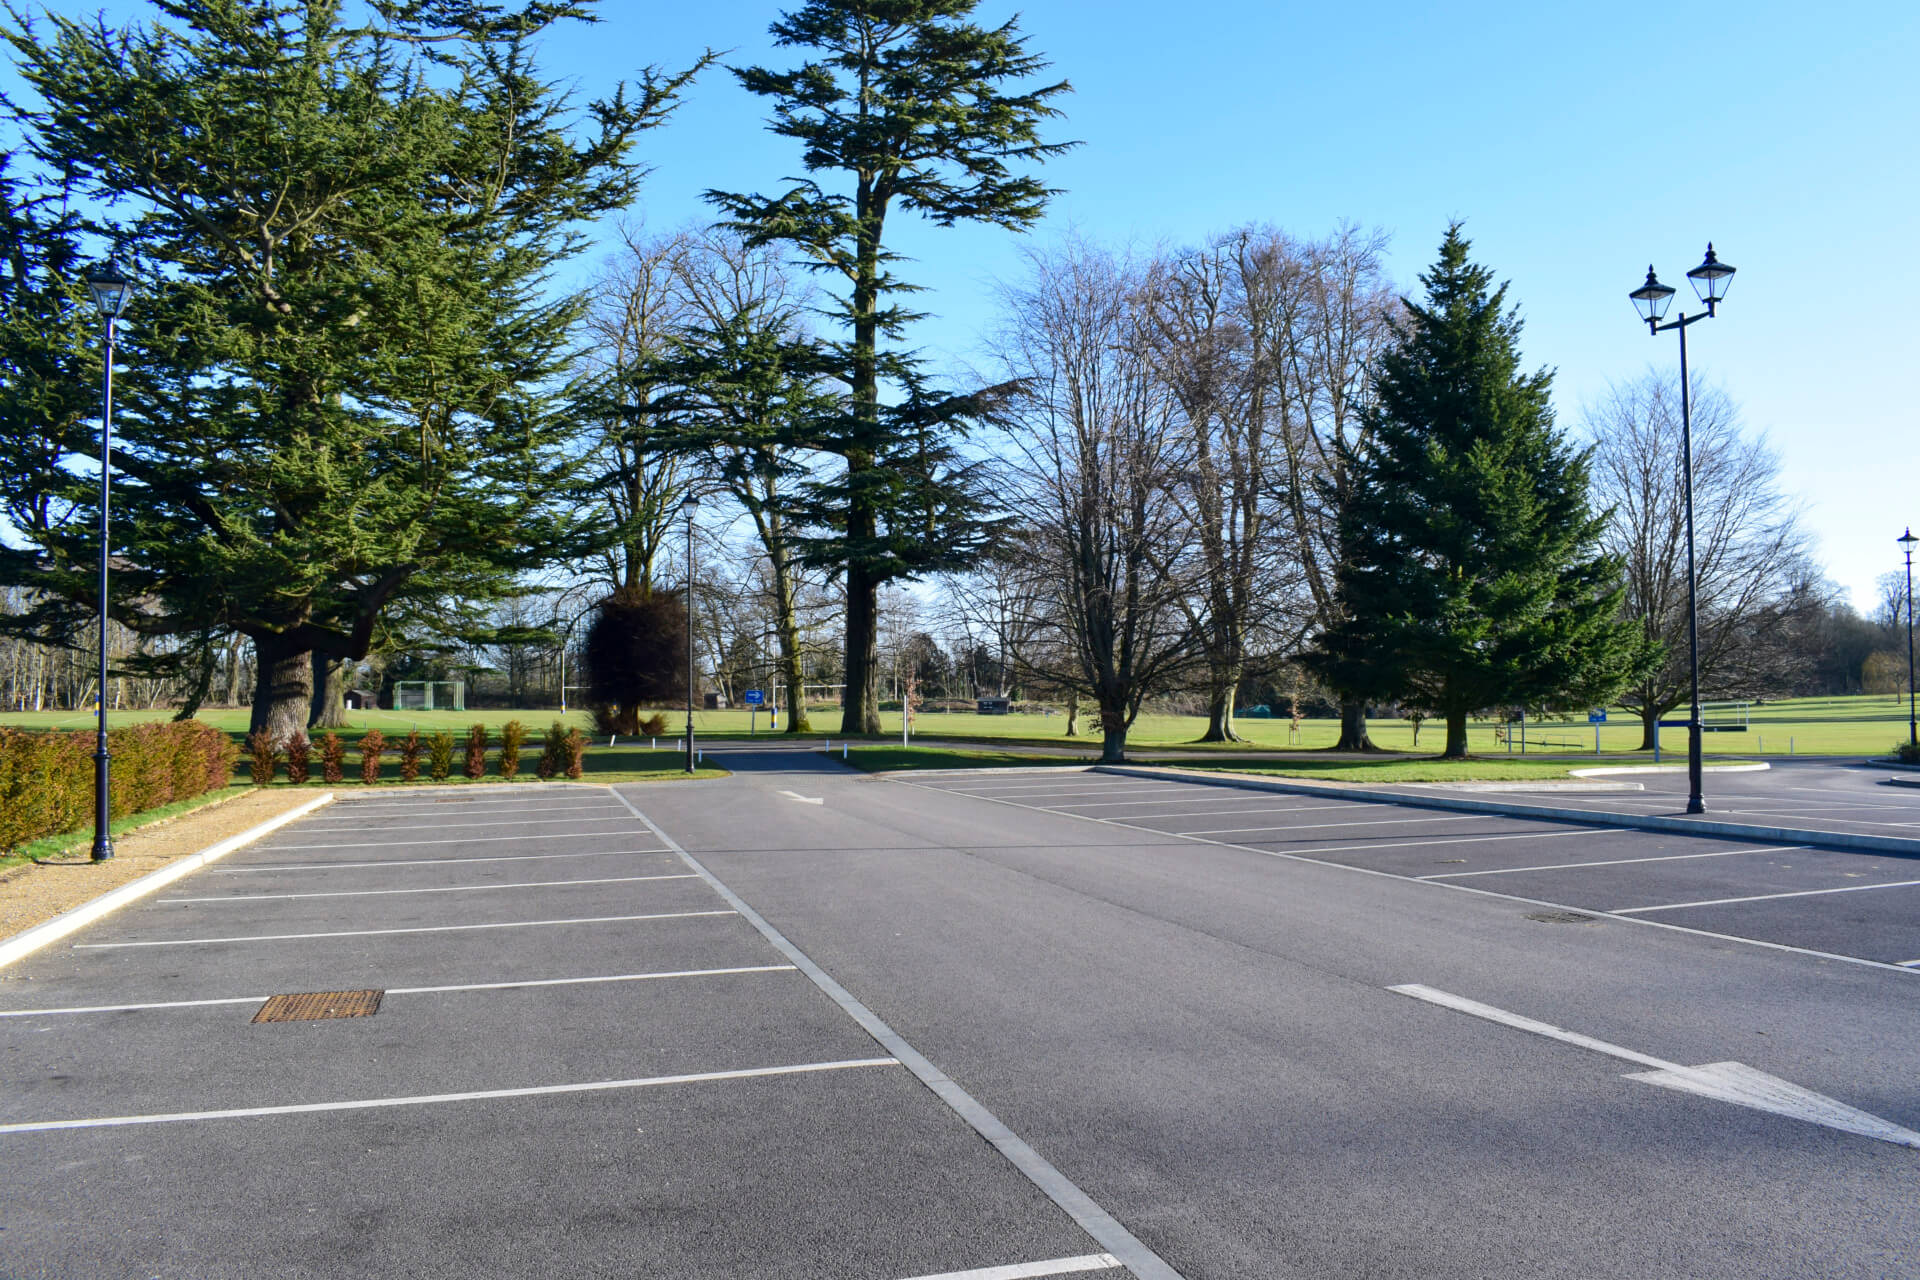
[[2, 743, 1917, 1278]]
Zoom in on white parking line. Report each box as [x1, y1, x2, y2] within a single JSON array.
[[338, 800, 603, 814], [302, 815, 632, 833], [71, 909, 736, 948], [1422, 845, 1807, 880], [1612, 877, 1920, 914], [1165, 814, 1484, 835], [158, 873, 701, 904], [943, 785, 1195, 799], [1050, 795, 1349, 810], [0, 1058, 899, 1134], [217, 848, 674, 873], [1127, 804, 1374, 822], [895, 1255, 1123, 1280], [0, 965, 797, 1019], [265, 832, 640, 850], [1180, 828, 1616, 854]]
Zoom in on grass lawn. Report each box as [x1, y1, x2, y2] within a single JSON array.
[[4, 692, 1908, 759]]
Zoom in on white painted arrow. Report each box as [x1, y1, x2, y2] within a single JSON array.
[[777, 790, 824, 806], [1391, 983, 1920, 1150]]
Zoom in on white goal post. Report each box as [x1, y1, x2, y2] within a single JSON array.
[[393, 680, 466, 712]]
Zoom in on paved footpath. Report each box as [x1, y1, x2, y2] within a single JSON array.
[[2, 744, 1917, 1278]]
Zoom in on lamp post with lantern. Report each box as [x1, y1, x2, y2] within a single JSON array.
[[1900, 528, 1917, 750], [681, 495, 700, 774], [1628, 244, 1735, 816], [83, 261, 133, 861]]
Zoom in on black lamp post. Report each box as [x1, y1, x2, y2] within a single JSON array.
[[84, 261, 133, 861], [1629, 243, 1735, 816], [682, 495, 699, 774], [1900, 528, 1917, 749]]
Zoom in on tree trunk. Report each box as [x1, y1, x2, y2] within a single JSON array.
[[172, 635, 218, 721], [1333, 698, 1376, 751], [221, 633, 247, 706], [1198, 660, 1243, 742], [1064, 688, 1080, 737], [310, 653, 349, 729], [1443, 710, 1469, 759], [768, 533, 811, 735], [249, 634, 314, 747], [1100, 718, 1127, 764], [840, 564, 882, 735], [1638, 706, 1659, 752]]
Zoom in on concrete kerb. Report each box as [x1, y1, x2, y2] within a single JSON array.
[[1096, 765, 1920, 861], [0, 792, 336, 971]]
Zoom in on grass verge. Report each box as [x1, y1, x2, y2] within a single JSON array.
[[846, 745, 1095, 772], [1153, 757, 1586, 783], [4, 783, 254, 870]]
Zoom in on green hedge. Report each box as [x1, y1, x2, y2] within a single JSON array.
[[0, 721, 238, 853]]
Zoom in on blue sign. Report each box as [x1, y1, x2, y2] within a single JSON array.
[[1588, 709, 1607, 724], [743, 689, 765, 706]]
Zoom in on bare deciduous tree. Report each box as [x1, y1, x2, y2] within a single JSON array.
[[991, 241, 1201, 762], [1587, 370, 1814, 748]]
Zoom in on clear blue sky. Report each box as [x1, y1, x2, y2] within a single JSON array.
[[9, 1, 1914, 609], [535, 0, 1917, 612]]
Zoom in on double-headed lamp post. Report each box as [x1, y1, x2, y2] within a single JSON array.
[[1629, 243, 1735, 816], [682, 495, 700, 774], [84, 261, 134, 862], [1900, 528, 1917, 749]]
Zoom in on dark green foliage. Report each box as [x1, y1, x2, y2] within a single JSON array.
[[0, 721, 235, 852], [359, 729, 386, 785], [464, 724, 488, 779], [399, 730, 424, 783], [583, 588, 688, 735], [246, 731, 279, 786], [638, 712, 669, 737], [426, 731, 455, 782], [319, 732, 346, 784], [710, 0, 1071, 734], [498, 720, 525, 779], [1306, 226, 1652, 757], [0, 1, 706, 744], [286, 731, 311, 784]]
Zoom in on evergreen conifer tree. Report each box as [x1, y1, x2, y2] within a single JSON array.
[[710, 0, 1072, 735], [1306, 225, 1652, 758]]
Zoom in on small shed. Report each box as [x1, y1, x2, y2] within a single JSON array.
[[977, 696, 1011, 715]]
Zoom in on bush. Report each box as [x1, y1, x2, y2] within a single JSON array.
[[427, 731, 455, 782], [399, 730, 423, 782], [537, 722, 566, 780], [563, 727, 587, 780], [499, 720, 525, 779], [246, 730, 279, 785], [319, 732, 346, 784], [464, 724, 488, 779], [638, 712, 668, 737], [0, 720, 237, 853], [286, 731, 311, 784], [359, 729, 386, 785], [1894, 740, 1920, 765]]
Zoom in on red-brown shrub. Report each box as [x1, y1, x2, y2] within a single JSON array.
[[286, 732, 311, 784], [359, 729, 386, 785], [246, 731, 279, 785], [399, 730, 423, 782], [464, 724, 487, 779], [319, 733, 346, 784]]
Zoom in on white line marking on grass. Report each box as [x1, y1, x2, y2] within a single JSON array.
[[71, 909, 735, 948], [606, 787, 1189, 1280], [0, 965, 796, 1019], [894, 1256, 1123, 1280], [1611, 878, 1920, 914], [216, 848, 673, 873], [301, 815, 632, 833], [0, 1058, 898, 1135], [265, 832, 638, 850], [1422, 845, 1808, 879], [158, 873, 700, 904]]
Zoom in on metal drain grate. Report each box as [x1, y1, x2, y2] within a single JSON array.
[[253, 990, 384, 1023], [1524, 911, 1597, 925]]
